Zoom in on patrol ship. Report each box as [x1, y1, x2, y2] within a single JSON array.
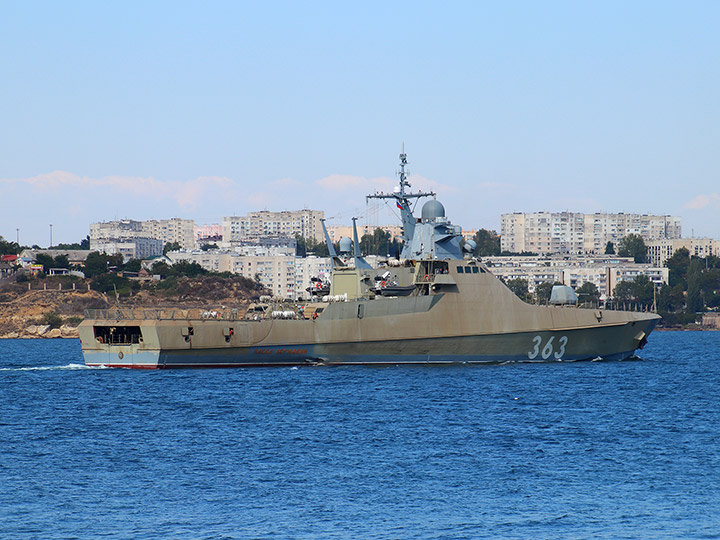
[[79, 151, 660, 368]]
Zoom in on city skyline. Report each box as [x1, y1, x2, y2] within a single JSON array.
[[2, 1, 719, 246]]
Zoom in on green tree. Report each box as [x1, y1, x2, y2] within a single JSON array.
[[505, 278, 529, 301], [53, 254, 70, 269], [169, 261, 207, 278], [41, 311, 63, 329], [35, 253, 55, 273], [152, 261, 171, 276], [613, 275, 655, 308], [0, 236, 24, 255], [665, 247, 690, 288], [200, 243, 218, 251], [54, 236, 90, 250], [296, 234, 331, 257], [122, 259, 142, 273], [91, 273, 132, 294], [686, 259, 704, 314], [699, 268, 720, 309], [84, 252, 109, 278], [604, 241, 615, 255], [163, 242, 182, 254], [472, 229, 501, 256], [576, 282, 600, 304], [617, 234, 648, 263], [359, 228, 401, 256]]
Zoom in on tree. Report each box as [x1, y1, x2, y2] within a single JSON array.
[[200, 243, 218, 251], [604, 241, 615, 255], [0, 236, 23, 255], [163, 242, 182, 254], [84, 252, 109, 278], [296, 234, 331, 257], [152, 261, 171, 276], [359, 228, 401, 257], [170, 261, 207, 278], [699, 268, 720, 309], [613, 275, 654, 308], [91, 273, 132, 295], [576, 282, 600, 305], [122, 259, 142, 273], [665, 247, 690, 288], [617, 234, 648, 263], [472, 229, 501, 257], [35, 253, 55, 273], [53, 254, 70, 269], [505, 278, 529, 301], [54, 236, 90, 250], [686, 258, 704, 314]]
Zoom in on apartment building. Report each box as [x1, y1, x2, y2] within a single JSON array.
[[645, 238, 720, 266], [166, 249, 333, 300], [484, 255, 668, 297], [91, 237, 164, 260], [90, 218, 196, 258], [141, 218, 195, 249], [195, 223, 223, 244], [500, 212, 682, 255], [89, 220, 164, 259], [222, 209, 324, 245]]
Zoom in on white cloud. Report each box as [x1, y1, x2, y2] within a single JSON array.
[[684, 193, 720, 210], [1, 171, 235, 209]]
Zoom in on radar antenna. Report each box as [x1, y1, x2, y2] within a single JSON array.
[[366, 145, 435, 245]]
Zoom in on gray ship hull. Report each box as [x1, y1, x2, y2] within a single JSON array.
[[80, 297, 659, 369]]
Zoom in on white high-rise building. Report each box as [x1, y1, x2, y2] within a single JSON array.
[[222, 210, 324, 245], [141, 218, 196, 250], [90, 218, 197, 258], [500, 212, 681, 255]]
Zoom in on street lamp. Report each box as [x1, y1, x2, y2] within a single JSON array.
[[50, 224, 53, 248]]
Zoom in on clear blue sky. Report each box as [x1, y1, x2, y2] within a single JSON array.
[[1, 1, 719, 247]]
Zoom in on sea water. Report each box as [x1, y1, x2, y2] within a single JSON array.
[[1, 332, 719, 539]]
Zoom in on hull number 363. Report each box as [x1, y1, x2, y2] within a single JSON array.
[[528, 335, 568, 360]]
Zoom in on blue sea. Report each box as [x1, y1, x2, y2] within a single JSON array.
[[1, 332, 719, 540]]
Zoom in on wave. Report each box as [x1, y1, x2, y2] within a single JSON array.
[[0, 363, 104, 372]]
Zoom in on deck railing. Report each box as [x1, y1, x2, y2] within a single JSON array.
[[84, 308, 247, 321]]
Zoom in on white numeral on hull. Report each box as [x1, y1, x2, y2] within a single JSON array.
[[528, 335, 568, 360]]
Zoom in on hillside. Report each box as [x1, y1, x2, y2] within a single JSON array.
[[0, 274, 268, 338]]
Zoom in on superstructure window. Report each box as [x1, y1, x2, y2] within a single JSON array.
[[457, 266, 464, 273]]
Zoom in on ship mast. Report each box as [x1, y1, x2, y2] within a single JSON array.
[[366, 145, 435, 246]]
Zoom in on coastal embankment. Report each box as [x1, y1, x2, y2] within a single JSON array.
[[0, 288, 109, 339]]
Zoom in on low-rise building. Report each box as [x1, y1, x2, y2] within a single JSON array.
[[18, 249, 92, 266], [483, 255, 668, 297], [646, 238, 720, 266], [164, 249, 333, 300], [91, 238, 164, 261]]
